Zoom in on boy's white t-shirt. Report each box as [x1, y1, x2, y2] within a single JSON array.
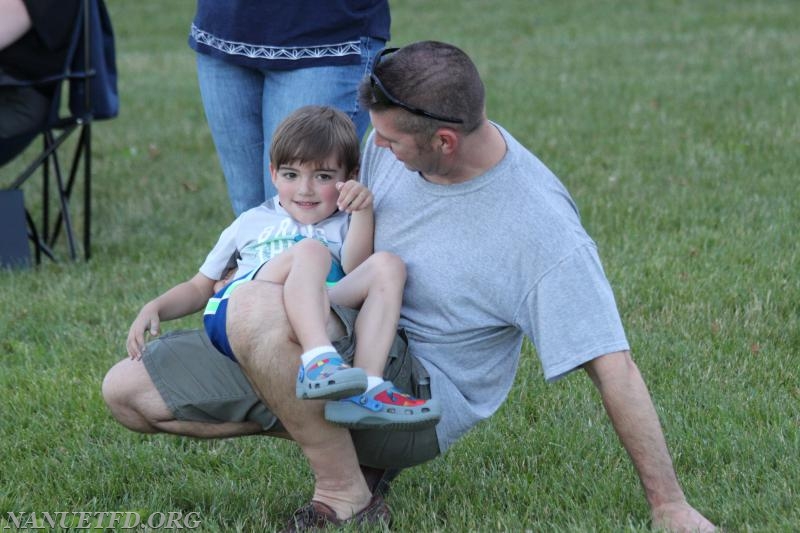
[[199, 195, 349, 280]]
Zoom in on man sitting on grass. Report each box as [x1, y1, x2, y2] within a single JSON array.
[[103, 40, 716, 532]]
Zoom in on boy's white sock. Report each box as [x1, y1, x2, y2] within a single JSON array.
[[366, 376, 384, 391], [300, 345, 338, 366]]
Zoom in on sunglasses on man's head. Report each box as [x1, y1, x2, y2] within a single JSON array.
[[369, 47, 464, 124]]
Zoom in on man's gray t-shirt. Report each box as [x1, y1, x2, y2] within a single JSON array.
[[360, 124, 630, 452]]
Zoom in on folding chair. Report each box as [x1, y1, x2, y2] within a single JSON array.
[[0, 0, 118, 264]]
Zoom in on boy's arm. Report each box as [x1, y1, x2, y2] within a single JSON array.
[[126, 272, 216, 359], [341, 207, 374, 274], [337, 181, 374, 274]]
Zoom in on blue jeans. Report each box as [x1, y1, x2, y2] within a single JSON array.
[[196, 37, 385, 216]]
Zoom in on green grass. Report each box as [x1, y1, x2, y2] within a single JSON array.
[[1, 0, 798, 531]]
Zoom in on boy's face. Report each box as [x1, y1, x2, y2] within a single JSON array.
[[270, 158, 353, 225]]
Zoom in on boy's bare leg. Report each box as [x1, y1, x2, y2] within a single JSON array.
[[253, 238, 333, 350], [327, 252, 406, 375], [227, 280, 372, 519]]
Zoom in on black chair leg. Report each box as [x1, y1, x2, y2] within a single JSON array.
[[50, 124, 86, 257], [84, 123, 91, 260], [44, 131, 78, 260], [26, 209, 56, 264]]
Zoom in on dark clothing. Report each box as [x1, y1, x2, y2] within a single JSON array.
[[0, 0, 82, 80], [0, 84, 48, 163], [0, 0, 81, 159], [189, 0, 391, 70]]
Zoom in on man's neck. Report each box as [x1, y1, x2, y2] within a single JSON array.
[[423, 121, 507, 185]]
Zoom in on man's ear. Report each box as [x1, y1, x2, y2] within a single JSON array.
[[433, 128, 459, 155]]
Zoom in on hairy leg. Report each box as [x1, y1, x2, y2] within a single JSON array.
[[328, 252, 406, 376], [102, 358, 263, 438], [254, 238, 333, 351], [227, 281, 372, 519]]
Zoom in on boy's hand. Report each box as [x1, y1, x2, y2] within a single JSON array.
[[336, 181, 373, 213], [126, 303, 161, 360]]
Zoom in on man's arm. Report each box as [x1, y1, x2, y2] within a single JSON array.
[[583, 351, 716, 532]]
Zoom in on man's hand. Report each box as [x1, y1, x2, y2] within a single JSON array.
[[651, 500, 716, 532], [336, 181, 373, 213]]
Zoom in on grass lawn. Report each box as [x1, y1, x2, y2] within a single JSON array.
[[1, 0, 798, 531]]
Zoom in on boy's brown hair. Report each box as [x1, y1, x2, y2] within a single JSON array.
[[269, 105, 360, 177]]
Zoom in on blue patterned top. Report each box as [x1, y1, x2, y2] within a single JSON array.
[[189, 0, 390, 70]]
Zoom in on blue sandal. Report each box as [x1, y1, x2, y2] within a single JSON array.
[[296, 353, 367, 400], [324, 381, 441, 431]]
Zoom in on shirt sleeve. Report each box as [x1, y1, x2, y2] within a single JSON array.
[[515, 243, 630, 381], [199, 218, 241, 280], [358, 132, 378, 188]]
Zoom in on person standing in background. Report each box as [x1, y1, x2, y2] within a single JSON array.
[[189, 1, 390, 215]]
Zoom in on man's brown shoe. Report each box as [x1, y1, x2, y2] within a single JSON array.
[[282, 494, 390, 532]]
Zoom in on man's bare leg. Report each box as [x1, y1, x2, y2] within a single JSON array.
[[226, 281, 372, 519], [102, 358, 264, 438]]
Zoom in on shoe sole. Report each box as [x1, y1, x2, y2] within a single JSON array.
[[324, 400, 442, 431], [296, 367, 367, 400]]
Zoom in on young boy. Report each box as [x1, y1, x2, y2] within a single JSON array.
[[126, 105, 440, 431]]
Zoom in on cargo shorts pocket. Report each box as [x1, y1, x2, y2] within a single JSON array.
[[382, 329, 432, 400], [410, 354, 432, 400]]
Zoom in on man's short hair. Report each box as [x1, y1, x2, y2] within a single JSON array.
[[359, 41, 485, 137], [270, 105, 360, 177]]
